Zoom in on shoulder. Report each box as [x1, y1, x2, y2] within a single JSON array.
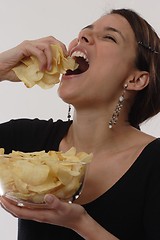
[[0, 118, 72, 153], [142, 138, 160, 155], [3, 118, 72, 140], [138, 138, 160, 172], [132, 129, 160, 161], [0, 118, 71, 130]]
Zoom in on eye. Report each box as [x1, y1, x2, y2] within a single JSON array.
[[103, 35, 116, 43]]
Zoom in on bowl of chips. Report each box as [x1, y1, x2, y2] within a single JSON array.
[[0, 147, 92, 208]]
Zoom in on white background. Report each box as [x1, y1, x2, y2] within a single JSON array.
[[0, 0, 160, 239]]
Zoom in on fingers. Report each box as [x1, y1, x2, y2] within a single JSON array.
[[0, 195, 64, 224], [18, 36, 68, 72], [20, 42, 51, 71], [0, 197, 21, 218], [44, 194, 66, 211], [0, 195, 84, 229], [0, 35, 67, 82], [0, 196, 43, 221]]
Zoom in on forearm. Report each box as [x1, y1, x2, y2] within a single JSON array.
[[0, 69, 19, 82], [0, 48, 21, 82], [72, 211, 119, 240]]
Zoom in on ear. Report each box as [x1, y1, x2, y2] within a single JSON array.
[[127, 71, 149, 91]]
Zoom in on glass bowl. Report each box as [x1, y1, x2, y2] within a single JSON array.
[[0, 148, 92, 208]]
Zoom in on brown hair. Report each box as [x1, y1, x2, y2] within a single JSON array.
[[111, 9, 160, 128]]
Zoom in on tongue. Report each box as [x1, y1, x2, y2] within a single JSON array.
[[76, 57, 89, 72], [65, 57, 89, 75], [65, 68, 83, 75]]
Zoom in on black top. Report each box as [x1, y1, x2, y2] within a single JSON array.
[[0, 118, 160, 240]]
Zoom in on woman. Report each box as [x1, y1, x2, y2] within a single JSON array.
[[0, 8, 160, 240]]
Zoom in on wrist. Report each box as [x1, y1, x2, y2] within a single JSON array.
[[71, 210, 119, 240], [0, 60, 19, 82], [71, 210, 100, 240], [0, 68, 19, 82], [71, 210, 92, 239]]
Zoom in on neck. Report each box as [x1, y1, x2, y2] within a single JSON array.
[[65, 107, 130, 154]]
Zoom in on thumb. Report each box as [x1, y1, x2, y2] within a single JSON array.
[[44, 194, 62, 209]]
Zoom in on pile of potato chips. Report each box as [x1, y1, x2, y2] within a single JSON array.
[[0, 147, 92, 205], [12, 44, 78, 89]]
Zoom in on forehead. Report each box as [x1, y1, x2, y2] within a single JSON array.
[[93, 13, 136, 43]]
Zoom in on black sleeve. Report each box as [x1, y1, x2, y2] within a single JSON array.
[[143, 145, 160, 239], [0, 118, 71, 154]]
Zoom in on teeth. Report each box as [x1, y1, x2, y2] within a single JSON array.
[[71, 51, 89, 63]]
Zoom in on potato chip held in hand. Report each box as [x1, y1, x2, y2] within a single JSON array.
[[12, 45, 78, 89]]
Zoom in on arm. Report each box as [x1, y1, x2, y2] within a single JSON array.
[[143, 155, 160, 239], [0, 194, 119, 240], [0, 36, 67, 82], [73, 210, 119, 240]]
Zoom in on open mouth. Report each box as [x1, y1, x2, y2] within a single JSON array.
[[65, 54, 89, 76]]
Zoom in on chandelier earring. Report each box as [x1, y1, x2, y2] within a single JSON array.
[[108, 83, 128, 129], [67, 104, 72, 121]]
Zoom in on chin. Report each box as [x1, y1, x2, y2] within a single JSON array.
[[57, 86, 74, 104]]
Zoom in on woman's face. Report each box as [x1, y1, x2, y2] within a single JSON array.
[[58, 13, 137, 108]]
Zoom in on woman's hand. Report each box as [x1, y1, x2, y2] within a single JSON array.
[[0, 194, 85, 229], [0, 36, 67, 81], [0, 195, 119, 240]]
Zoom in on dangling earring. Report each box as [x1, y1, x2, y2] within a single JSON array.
[[67, 104, 71, 121], [108, 83, 128, 129]]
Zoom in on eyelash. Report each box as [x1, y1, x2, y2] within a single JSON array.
[[103, 35, 116, 43]]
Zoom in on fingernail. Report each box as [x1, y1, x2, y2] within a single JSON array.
[[47, 65, 52, 71], [45, 195, 54, 204]]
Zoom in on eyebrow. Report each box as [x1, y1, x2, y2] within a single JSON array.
[[104, 27, 125, 41], [82, 24, 125, 41]]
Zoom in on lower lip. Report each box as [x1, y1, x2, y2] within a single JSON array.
[[61, 74, 82, 81]]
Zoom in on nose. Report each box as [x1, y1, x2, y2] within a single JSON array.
[[78, 28, 94, 45]]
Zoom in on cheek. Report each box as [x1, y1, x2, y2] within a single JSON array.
[[96, 52, 134, 84]]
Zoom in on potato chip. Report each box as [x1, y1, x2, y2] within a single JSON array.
[[57, 165, 74, 185], [7, 191, 36, 201], [54, 177, 80, 199], [13, 177, 29, 194], [0, 148, 5, 155], [28, 178, 62, 194], [12, 44, 78, 89], [0, 147, 93, 204], [12, 160, 50, 185], [64, 146, 77, 156]]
